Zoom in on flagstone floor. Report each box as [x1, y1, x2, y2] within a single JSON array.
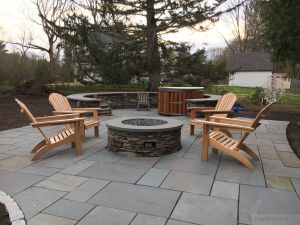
[[0, 109, 299, 225]]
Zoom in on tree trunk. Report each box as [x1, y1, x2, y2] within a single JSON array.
[[146, 0, 160, 91]]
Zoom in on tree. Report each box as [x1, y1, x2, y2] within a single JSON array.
[[28, 0, 73, 63], [220, 0, 263, 53], [59, 0, 242, 90], [260, 0, 300, 76]]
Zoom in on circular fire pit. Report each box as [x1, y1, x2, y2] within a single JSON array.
[[106, 117, 183, 156]]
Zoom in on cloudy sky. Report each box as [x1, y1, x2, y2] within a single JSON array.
[[0, 0, 233, 53]]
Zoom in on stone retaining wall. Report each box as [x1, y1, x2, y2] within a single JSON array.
[[68, 92, 157, 109]]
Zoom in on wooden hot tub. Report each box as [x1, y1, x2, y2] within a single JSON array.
[[158, 87, 204, 116]]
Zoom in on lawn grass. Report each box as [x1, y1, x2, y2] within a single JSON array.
[[206, 85, 300, 105]]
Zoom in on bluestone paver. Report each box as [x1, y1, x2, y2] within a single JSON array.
[[117, 156, 160, 168], [274, 143, 293, 152], [79, 162, 148, 183], [0, 171, 44, 195], [211, 180, 239, 200], [35, 173, 87, 192], [262, 159, 300, 178], [239, 184, 300, 224], [64, 178, 110, 202], [291, 178, 300, 197], [77, 205, 136, 225], [0, 153, 12, 160], [166, 220, 196, 225], [19, 165, 60, 176], [0, 155, 32, 171], [137, 168, 169, 187], [43, 199, 95, 220], [265, 175, 294, 191], [171, 192, 238, 225], [258, 145, 279, 160], [86, 150, 123, 163], [161, 171, 214, 195], [27, 213, 76, 225], [216, 159, 266, 186], [154, 156, 218, 176], [130, 214, 167, 225], [60, 160, 96, 175], [88, 182, 180, 217], [278, 151, 300, 168], [14, 186, 66, 219]]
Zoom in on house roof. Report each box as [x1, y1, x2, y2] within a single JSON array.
[[227, 52, 273, 72]]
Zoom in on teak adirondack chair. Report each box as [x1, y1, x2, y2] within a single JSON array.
[[196, 102, 274, 168], [49, 93, 101, 138], [189, 93, 237, 135], [137, 92, 150, 111], [15, 99, 85, 161]]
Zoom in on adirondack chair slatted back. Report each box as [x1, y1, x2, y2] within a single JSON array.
[[15, 99, 50, 142], [213, 93, 237, 118], [49, 93, 72, 112], [235, 102, 274, 149], [138, 92, 149, 102]]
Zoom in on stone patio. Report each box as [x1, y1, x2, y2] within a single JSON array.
[[0, 109, 300, 225]]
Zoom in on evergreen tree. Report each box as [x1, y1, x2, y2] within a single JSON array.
[[59, 0, 240, 90], [260, 0, 300, 76]]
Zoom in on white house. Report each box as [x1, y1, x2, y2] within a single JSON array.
[[227, 52, 273, 87]]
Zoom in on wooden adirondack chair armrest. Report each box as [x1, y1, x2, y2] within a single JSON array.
[[72, 107, 102, 111], [202, 110, 232, 114], [201, 110, 232, 121], [209, 116, 253, 126], [31, 118, 85, 128], [71, 108, 100, 120], [53, 111, 85, 116], [200, 121, 254, 132], [188, 107, 215, 118], [35, 113, 80, 122]]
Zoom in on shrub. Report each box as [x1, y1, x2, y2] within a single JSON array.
[[251, 87, 265, 105]]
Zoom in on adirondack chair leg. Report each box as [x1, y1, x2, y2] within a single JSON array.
[[32, 145, 53, 161], [201, 125, 209, 161], [31, 140, 46, 153], [231, 151, 254, 168], [71, 142, 75, 148], [74, 135, 82, 155], [240, 144, 260, 160], [94, 126, 99, 137], [190, 125, 195, 135]]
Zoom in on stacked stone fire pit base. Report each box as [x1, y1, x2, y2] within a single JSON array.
[[106, 117, 183, 157]]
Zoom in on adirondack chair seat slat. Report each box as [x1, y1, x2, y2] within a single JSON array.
[[50, 128, 75, 144]]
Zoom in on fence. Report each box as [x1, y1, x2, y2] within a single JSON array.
[[291, 79, 300, 89]]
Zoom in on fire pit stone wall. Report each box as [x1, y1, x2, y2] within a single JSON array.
[[106, 117, 183, 156]]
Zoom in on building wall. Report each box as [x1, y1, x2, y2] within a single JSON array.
[[229, 71, 272, 87]]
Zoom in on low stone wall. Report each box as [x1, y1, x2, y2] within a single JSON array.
[[67, 92, 157, 109], [107, 128, 181, 156]]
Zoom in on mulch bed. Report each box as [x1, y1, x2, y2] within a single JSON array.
[[0, 202, 10, 225], [0, 94, 299, 157]]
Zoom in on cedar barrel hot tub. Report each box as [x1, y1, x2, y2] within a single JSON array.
[[158, 87, 204, 116]]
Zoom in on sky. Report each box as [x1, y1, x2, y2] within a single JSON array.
[[0, 0, 234, 54]]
